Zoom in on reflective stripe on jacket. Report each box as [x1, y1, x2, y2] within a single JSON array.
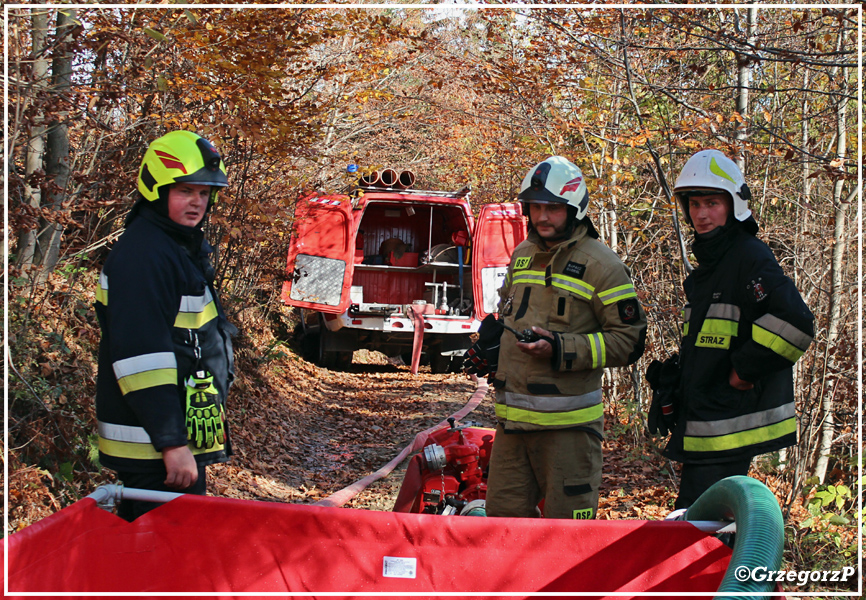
[[95, 209, 235, 473], [492, 222, 647, 433], [665, 230, 814, 464]]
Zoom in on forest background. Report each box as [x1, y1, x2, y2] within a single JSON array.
[[4, 3, 862, 591]]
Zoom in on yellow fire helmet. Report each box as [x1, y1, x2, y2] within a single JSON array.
[[137, 131, 228, 205]]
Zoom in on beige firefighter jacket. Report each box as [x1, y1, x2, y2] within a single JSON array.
[[492, 222, 647, 434]]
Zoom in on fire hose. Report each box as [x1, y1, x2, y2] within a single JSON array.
[[314, 375, 489, 508]]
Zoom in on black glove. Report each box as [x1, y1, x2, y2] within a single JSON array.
[[185, 370, 226, 450], [463, 314, 503, 378], [645, 355, 680, 436]]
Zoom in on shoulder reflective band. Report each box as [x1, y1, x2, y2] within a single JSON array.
[[512, 270, 546, 287], [96, 271, 109, 306], [598, 284, 637, 306], [112, 352, 177, 395], [587, 332, 606, 369], [706, 302, 740, 324], [175, 287, 218, 329], [550, 274, 595, 300], [752, 313, 813, 363], [512, 269, 598, 301]]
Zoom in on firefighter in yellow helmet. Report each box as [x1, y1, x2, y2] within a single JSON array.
[[646, 150, 814, 509], [95, 131, 236, 520], [466, 156, 647, 519]]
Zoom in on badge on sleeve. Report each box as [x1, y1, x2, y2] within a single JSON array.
[[617, 298, 640, 324], [748, 277, 768, 302]]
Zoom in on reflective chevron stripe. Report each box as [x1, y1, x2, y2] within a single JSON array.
[[496, 388, 603, 427], [587, 332, 606, 369], [512, 270, 546, 287], [96, 271, 109, 306], [496, 401, 604, 427], [174, 287, 218, 329], [683, 403, 796, 452], [98, 421, 224, 460], [752, 314, 813, 363], [684, 417, 796, 452], [112, 352, 177, 395], [550, 274, 595, 300], [598, 284, 637, 305]]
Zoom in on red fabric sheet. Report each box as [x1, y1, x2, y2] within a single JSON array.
[[4, 494, 731, 597]]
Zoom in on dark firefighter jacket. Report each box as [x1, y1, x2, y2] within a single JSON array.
[[664, 226, 814, 464], [95, 207, 236, 473], [491, 221, 647, 435]]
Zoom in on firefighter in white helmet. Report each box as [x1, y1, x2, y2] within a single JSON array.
[[465, 156, 647, 519], [646, 149, 814, 509], [95, 131, 237, 520]]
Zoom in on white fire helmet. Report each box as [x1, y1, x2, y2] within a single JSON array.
[[518, 156, 590, 220], [673, 150, 752, 226]]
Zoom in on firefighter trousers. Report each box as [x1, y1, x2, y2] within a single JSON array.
[[486, 424, 602, 519], [116, 464, 207, 521], [674, 459, 751, 510]]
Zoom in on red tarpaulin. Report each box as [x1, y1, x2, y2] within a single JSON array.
[[4, 493, 732, 597]]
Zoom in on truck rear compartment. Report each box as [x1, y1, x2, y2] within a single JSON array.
[[284, 189, 525, 373], [351, 200, 473, 315]]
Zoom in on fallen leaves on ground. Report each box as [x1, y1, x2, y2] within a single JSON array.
[[209, 347, 679, 518]]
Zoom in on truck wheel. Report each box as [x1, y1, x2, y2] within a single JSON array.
[[301, 330, 320, 362], [336, 351, 353, 370], [317, 328, 353, 371], [430, 352, 450, 374], [321, 351, 352, 371]]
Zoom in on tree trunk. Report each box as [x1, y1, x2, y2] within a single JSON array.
[[813, 62, 849, 483], [607, 106, 620, 254], [36, 8, 76, 280], [734, 6, 757, 170], [16, 9, 49, 270]]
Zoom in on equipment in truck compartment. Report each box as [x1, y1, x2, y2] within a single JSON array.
[[281, 183, 526, 372]]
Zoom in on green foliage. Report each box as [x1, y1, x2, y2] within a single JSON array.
[[785, 468, 859, 590], [800, 475, 853, 531], [260, 339, 293, 365]]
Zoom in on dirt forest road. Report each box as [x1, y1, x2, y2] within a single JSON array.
[[209, 350, 678, 520]]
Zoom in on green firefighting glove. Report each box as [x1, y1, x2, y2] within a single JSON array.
[[185, 370, 225, 450]]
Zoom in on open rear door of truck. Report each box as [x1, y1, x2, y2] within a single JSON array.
[[282, 194, 355, 313], [472, 202, 526, 319]]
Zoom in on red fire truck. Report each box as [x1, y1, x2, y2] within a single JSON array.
[[281, 169, 526, 372]]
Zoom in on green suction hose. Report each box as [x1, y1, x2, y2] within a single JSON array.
[[685, 475, 785, 600]]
